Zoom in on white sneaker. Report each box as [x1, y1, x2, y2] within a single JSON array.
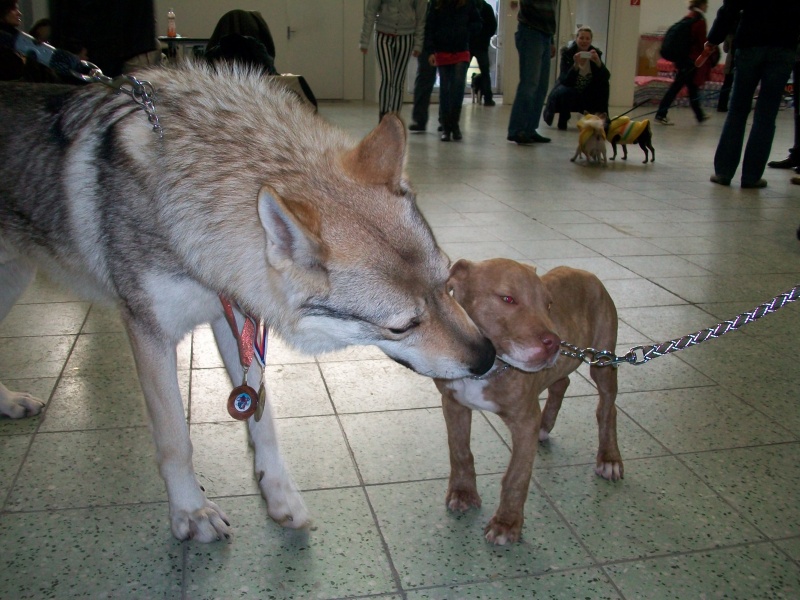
[[655, 116, 673, 126]]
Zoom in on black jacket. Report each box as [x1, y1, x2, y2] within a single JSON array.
[[469, 0, 497, 53], [707, 0, 800, 51], [424, 1, 482, 55], [556, 43, 610, 87]]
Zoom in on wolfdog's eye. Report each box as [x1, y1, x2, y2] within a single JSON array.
[[501, 295, 515, 304], [388, 319, 419, 335]]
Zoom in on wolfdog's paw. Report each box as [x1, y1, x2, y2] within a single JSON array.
[[0, 388, 45, 419], [260, 474, 310, 529], [446, 488, 482, 512], [595, 460, 624, 481], [171, 500, 231, 542], [484, 516, 522, 546]]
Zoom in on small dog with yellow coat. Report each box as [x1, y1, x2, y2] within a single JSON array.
[[606, 116, 655, 164], [571, 112, 607, 164]]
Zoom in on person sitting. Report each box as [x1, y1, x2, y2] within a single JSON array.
[[543, 25, 610, 130], [205, 9, 278, 75]]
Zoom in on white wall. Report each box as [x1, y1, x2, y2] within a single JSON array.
[[639, 0, 722, 35]]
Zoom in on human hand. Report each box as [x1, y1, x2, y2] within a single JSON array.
[[412, 50, 420, 58], [550, 44, 556, 58], [360, 48, 368, 55], [428, 54, 436, 67]]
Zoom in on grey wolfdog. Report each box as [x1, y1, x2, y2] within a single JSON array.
[[0, 62, 495, 542]]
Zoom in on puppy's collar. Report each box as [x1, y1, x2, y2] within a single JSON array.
[[470, 359, 511, 381]]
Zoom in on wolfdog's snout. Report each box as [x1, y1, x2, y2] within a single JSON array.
[[469, 337, 496, 376]]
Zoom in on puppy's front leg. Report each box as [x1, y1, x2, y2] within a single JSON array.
[[210, 314, 309, 529], [126, 320, 231, 542], [485, 401, 540, 545], [590, 364, 623, 481], [441, 390, 481, 511], [539, 376, 569, 441]]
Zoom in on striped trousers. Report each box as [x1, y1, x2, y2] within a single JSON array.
[[375, 32, 415, 115]]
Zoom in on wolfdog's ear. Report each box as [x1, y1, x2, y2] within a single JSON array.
[[257, 185, 327, 270], [341, 114, 406, 191], [447, 259, 471, 293]]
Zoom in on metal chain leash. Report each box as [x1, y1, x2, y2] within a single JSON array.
[[0, 29, 161, 137], [77, 67, 163, 138], [561, 283, 800, 368]]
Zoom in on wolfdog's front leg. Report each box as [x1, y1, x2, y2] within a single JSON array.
[[126, 320, 231, 542], [210, 314, 309, 528]]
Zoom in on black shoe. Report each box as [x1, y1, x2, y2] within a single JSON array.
[[543, 108, 554, 126], [440, 132, 451, 142], [452, 125, 462, 141], [408, 123, 426, 132], [767, 156, 800, 169], [557, 114, 569, 130], [530, 132, 551, 143], [484, 99, 496, 106], [710, 174, 731, 186], [507, 134, 533, 145], [741, 178, 767, 189]]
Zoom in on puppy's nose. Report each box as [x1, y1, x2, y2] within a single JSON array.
[[540, 332, 561, 357], [469, 337, 496, 376]]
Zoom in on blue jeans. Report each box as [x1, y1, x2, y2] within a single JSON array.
[[412, 52, 438, 127], [438, 60, 469, 133], [714, 46, 795, 183], [507, 24, 551, 138]]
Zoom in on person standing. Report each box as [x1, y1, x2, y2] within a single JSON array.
[[506, 0, 557, 145], [424, 0, 481, 142], [409, 1, 438, 132], [654, 0, 715, 126], [707, 0, 800, 188], [360, 0, 427, 122], [766, 45, 800, 171], [469, 0, 497, 106]]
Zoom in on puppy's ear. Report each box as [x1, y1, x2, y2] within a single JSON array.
[[447, 259, 471, 293]]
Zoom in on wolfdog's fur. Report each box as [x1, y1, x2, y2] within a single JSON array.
[[0, 62, 494, 541]]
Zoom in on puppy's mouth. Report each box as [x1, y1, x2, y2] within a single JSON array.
[[499, 352, 559, 373]]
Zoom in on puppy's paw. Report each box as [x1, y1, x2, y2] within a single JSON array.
[[0, 388, 45, 419], [446, 488, 481, 512], [538, 428, 550, 442], [259, 471, 310, 528], [595, 460, 624, 481], [171, 500, 231, 543], [484, 516, 522, 545]]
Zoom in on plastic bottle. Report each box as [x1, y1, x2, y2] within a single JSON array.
[[167, 8, 177, 38]]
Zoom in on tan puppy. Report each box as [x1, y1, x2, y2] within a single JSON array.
[[571, 112, 607, 164], [435, 258, 622, 545]]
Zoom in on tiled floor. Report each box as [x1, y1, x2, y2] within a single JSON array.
[[1, 98, 799, 599]]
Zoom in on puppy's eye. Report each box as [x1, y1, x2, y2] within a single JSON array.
[[501, 295, 516, 304]]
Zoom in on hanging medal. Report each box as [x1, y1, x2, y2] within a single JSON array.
[[220, 296, 259, 421], [252, 318, 268, 422]]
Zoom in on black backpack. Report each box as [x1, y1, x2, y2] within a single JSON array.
[[660, 14, 701, 64]]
